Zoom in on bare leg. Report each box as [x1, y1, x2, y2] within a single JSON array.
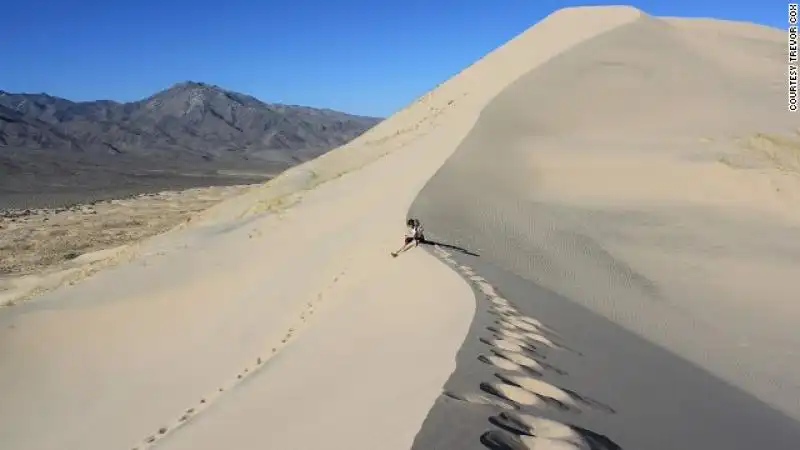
[[392, 241, 415, 257]]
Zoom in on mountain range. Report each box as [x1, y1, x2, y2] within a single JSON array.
[[0, 82, 382, 208]]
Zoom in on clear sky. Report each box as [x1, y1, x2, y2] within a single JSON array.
[[1, 0, 786, 117]]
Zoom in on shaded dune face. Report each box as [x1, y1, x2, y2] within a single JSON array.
[[417, 14, 793, 224], [410, 10, 800, 450], [409, 12, 796, 330], [481, 418, 622, 450], [474, 15, 788, 139], [435, 256, 621, 449]]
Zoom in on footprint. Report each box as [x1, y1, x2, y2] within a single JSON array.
[[488, 308, 516, 320], [516, 315, 562, 337], [495, 373, 613, 414], [488, 413, 623, 449], [498, 315, 542, 331], [523, 333, 559, 348], [488, 348, 552, 374], [497, 322, 579, 355], [481, 428, 579, 450], [492, 412, 575, 438], [502, 317, 542, 333], [516, 315, 544, 326], [490, 296, 512, 307], [491, 326, 556, 349], [495, 373, 576, 412], [496, 322, 566, 349], [492, 348, 566, 375], [443, 391, 517, 410], [494, 303, 518, 312], [492, 305, 519, 316], [477, 282, 498, 296], [481, 427, 622, 450], [480, 382, 546, 408], [559, 387, 616, 414], [498, 317, 563, 341], [479, 353, 542, 376], [494, 320, 532, 334], [480, 337, 539, 355], [485, 334, 545, 353]]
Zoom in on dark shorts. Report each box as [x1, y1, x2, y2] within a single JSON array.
[[405, 234, 425, 245]]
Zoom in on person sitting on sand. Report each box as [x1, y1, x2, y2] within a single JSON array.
[[391, 218, 425, 257]]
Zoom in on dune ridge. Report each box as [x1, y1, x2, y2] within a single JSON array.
[[0, 6, 650, 450], [1, 6, 645, 306], [3, 5, 792, 450], [189, 6, 645, 223], [410, 2, 800, 432]]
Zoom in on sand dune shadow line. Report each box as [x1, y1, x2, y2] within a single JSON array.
[[420, 237, 480, 257]]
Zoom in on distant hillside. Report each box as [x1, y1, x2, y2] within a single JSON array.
[[0, 82, 382, 208]]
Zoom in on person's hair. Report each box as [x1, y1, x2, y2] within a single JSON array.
[[407, 218, 415, 226]]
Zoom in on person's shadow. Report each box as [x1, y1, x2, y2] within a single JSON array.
[[419, 237, 480, 257]]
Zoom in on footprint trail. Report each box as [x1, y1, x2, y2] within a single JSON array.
[[126, 268, 349, 449], [429, 245, 622, 450]]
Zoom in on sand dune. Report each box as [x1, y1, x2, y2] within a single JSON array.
[[410, 5, 800, 448], [1, 5, 795, 450]]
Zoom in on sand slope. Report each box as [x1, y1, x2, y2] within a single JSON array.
[[5, 5, 792, 449], [0, 6, 652, 450], [410, 8, 800, 427]]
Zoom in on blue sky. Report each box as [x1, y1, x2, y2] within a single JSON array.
[[1, 0, 786, 117]]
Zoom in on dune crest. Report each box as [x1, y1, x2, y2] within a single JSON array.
[[411, 1, 800, 436], [0, 6, 645, 450], [5, 5, 791, 450]]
